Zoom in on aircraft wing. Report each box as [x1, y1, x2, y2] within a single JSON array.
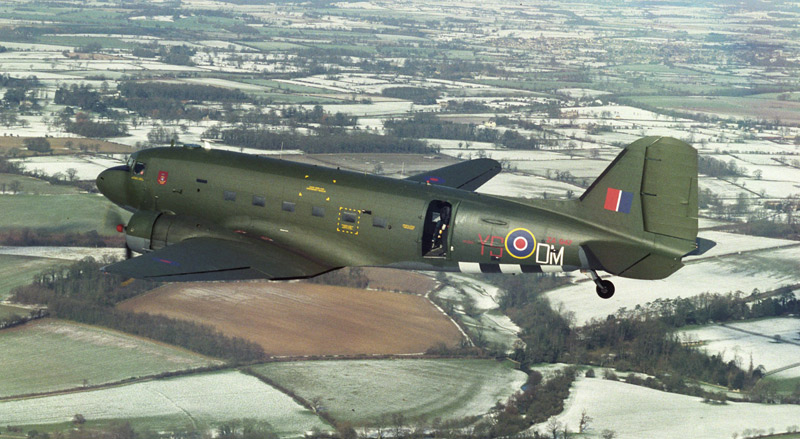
[[405, 158, 502, 191], [101, 237, 333, 282]]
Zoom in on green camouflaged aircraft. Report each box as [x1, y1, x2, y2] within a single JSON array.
[[96, 136, 714, 299]]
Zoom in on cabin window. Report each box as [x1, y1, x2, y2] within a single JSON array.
[[253, 195, 266, 207], [223, 190, 236, 201], [373, 217, 387, 228], [312, 206, 325, 217], [342, 211, 357, 223], [282, 201, 295, 212], [132, 162, 146, 175]]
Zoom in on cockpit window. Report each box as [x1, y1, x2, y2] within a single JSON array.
[[126, 156, 135, 169], [133, 162, 146, 175]]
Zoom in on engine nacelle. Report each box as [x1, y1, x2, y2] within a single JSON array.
[[125, 210, 226, 255]]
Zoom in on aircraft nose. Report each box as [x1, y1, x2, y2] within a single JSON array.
[[96, 165, 129, 207]]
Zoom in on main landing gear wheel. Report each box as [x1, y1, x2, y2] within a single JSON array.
[[596, 280, 615, 299], [587, 269, 615, 299]]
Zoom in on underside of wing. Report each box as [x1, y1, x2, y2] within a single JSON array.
[[102, 237, 334, 282], [405, 158, 502, 191]]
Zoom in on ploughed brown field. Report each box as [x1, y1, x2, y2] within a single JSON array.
[[118, 280, 462, 357], [361, 267, 437, 295]]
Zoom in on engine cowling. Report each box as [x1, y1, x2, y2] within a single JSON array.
[[124, 210, 226, 255]]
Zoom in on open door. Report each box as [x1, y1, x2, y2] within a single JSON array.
[[422, 200, 452, 258]]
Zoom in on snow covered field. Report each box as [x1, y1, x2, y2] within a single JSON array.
[[254, 359, 527, 425], [546, 237, 800, 326], [545, 377, 800, 439], [477, 173, 583, 199], [10, 155, 124, 181], [0, 371, 328, 436], [679, 318, 800, 378]]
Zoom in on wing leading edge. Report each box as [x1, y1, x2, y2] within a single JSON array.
[[102, 237, 333, 282], [405, 158, 501, 191]]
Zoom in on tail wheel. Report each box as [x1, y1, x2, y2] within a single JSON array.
[[596, 280, 615, 299]]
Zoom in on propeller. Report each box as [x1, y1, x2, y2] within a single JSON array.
[[103, 205, 133, 260]]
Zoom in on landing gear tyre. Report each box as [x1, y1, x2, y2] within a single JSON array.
[[596, 280, 615, 299]]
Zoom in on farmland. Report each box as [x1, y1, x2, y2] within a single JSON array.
[[0, 194, 128, 235], [0, 303, 29, 322], [0, 319, 219, 398], [0, 173, 81, 195], [118, 281, 463, 356], [0, 254, 64, 299], [253, 358, 527, 425], [0, 371, 329, 437]]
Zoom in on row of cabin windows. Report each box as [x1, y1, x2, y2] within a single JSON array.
[[224, 190, 387, 228]]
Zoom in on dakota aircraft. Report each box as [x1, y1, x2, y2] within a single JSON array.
[[96, 136, 714, 299]]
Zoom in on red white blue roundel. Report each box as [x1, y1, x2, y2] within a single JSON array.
[[505, 228, 536, 259]]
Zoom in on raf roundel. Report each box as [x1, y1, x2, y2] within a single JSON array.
[[504, 228, 536, 259]]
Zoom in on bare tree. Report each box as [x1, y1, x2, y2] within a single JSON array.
[[8, 180, 22, 194], [547, 418, 562, 439], [579, 409, 592, 433], [66, 168, 78, 182]]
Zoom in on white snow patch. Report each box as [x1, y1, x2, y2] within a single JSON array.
[[0, 246, 125, 262], [544, 377, 800, 439], [679, 318, 800, 377]]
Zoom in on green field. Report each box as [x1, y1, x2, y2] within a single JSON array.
[[625, 95, 800, 122], [0, 303, 29, 322], [36, 35, 136, 50], [253, 359, 527, 425], [0, 174, 82, 195], [242, 41, 307, 52], [258, 92, 345, 104], [0, 255, 64, 300], [0, 194, 128, 235], [0, 319, 218, 398]]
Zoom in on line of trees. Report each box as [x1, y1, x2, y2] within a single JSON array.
[[385, 113, 541, 149], [0, 229, 119, 247], [698, 155, 747, 178], [65, 113, 127, 138], [11, 258, 265, 362], [118, 81, 248, 102], [382, 87, 440, 105], [482, 367, 578, 437], [217, 127, 434, 154]]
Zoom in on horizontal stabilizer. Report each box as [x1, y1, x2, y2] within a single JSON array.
[[406, 158, 501, 191], [102, 237, 332, 282], [685, 237, 717, 257]]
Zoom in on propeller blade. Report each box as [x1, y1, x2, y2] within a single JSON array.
[[103, 206, 126, 231]]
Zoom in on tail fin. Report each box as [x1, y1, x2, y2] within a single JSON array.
[[579, 136, 699, 278]]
